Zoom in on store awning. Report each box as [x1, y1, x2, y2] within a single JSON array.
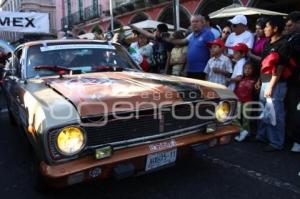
[[209, 4, 287, 19]]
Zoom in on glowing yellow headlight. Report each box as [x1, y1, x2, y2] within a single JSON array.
[[57, 127, 85, 155], [215, 101, 231, 122]]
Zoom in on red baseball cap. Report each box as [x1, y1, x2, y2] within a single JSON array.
[[207, 38, 225, 48], [230, 43, 249, 54]]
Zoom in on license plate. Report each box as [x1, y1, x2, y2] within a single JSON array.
[[145, 149, 177, 171]]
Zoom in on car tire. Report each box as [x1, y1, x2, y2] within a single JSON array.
[[29, 157, 50, 193], [26, 142, 50, 193]]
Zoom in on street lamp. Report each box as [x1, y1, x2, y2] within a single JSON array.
[[173, 0, 180, 30]]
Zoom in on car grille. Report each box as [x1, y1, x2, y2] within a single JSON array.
[[82, 102, 216, 148], [48, 102, 217, 160]]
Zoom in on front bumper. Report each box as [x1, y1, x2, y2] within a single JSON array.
[[40, 125, 239, 187]]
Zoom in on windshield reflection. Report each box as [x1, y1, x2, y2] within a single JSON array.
[[26, 43, 139, 78]]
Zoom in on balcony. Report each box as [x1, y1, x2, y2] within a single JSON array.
[[84, 4, 102, 20], [61, 4, 102, 28], [110, 0, 169, 16], [61, 12, 81, 28], [101, 0, 170, 18]]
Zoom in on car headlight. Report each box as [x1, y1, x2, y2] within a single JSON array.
[[215, 101, 231, 122], [57, 126, 85, 156]]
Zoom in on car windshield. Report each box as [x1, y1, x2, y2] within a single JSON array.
[[25, 43, 139, 78]]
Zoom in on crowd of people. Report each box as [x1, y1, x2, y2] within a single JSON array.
[[124, 12, 300, 153], [0, 11, 299, 153]]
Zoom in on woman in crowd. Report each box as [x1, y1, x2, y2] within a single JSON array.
[[167, 31, 188, 76], [248, 18, 269, 77], [221, 25, 232, 43]]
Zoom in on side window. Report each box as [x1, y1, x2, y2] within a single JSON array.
[[11, 48, 23, 78]]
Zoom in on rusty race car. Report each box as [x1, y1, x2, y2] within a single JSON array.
[[2, 40, 239, 188]]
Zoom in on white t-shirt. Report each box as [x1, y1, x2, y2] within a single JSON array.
[[228, 58, 246, 91], [225, 31, 254, 55], [130, 42, 153, 64], [210, 27, 221, 39]]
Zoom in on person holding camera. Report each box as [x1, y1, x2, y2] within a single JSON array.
[[162, 15, 214, 80]]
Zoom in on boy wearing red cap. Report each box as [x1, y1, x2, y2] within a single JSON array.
[[204, 38, 232, 85], [226, 43, 248, 91]]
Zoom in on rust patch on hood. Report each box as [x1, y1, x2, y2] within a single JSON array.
[[44, 72, 218, 117]]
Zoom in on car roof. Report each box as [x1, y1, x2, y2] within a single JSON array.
[[23, 39, 117, 48]]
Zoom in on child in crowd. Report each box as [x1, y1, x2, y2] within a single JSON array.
[[204, 38, 232, 85], [234, 62, 257, 141], [226, 43, 248, 91], [168, 31, 188, 76]]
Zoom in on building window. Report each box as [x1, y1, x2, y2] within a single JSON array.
[[67, 0, 71, 16], [78, 0, 83, 20], [93, 0, 99, 15]]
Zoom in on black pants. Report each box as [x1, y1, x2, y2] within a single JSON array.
[[151, 64, 165, 74], [285, 86, 300, 143], [187, 72, 206, 80]]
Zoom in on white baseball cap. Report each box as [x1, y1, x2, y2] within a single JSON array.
[[228, 15, 247, 25]]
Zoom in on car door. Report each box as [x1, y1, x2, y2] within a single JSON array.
[[4, 47, 27, 126]]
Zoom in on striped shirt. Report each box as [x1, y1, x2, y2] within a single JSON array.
[[204, 54, 232, 85]]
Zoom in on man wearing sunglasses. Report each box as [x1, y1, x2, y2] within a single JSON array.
[[221, 26, 232, 42], [225, 15, 254, 59]]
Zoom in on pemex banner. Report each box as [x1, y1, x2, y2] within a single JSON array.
[[0, 11, 49, 33]]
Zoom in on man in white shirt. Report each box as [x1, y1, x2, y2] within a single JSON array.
[[225, 15, 254, 58]]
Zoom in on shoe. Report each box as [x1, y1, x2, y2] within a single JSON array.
[[234, 135, 240, 141], [291, 142, 300, 152], [238, 130, 249, 142], [235, 130, 249, 142], [255, 136, 268, 144], [263, 145, 279, 152]]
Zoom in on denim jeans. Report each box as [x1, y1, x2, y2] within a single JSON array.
[[285, 86, 300, 143], [256, 82, 287, 149]]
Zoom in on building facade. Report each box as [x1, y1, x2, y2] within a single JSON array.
[[0, 0, 56, 42], [56, 0, 300, 35]]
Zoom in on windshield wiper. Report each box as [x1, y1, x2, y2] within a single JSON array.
[[92, 66, 140, 72], [34, 65, 72, 78], [93, 66, 124, 72]]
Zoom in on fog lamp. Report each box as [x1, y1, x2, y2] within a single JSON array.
[[95, 146, 113, 160], [206, 123, 217, 133]]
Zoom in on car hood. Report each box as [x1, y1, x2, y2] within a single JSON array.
[[42, 72, 230, 117]]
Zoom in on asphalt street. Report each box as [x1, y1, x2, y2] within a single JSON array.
[[0, 104, 300, 199]]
